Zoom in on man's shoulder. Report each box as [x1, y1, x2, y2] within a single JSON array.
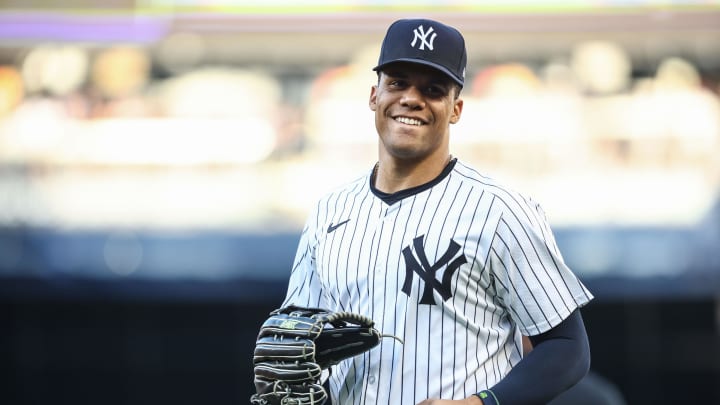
[[453, 160, 521, 195], [453, 160, 537, 210], [315, 171, 371, 204]]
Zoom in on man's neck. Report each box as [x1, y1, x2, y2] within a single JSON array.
[[373, 153, 453, 194]]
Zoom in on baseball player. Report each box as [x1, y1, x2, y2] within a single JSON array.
[[280, 18, 593, 404]]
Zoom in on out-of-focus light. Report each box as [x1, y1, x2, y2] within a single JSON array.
[[69, 118, 276, 165], [305, 59, 378, 151], [655, 57, 701, 90], [154, 67, 281, 118], [21, 45, 89, 96], [0, 66, 24, 115], [571, 40, 630, 95], [0, 98, 70, 161], [92, 46, 150, 98], [625, 60, 719, 145], [455, 93, 584, 144], [540, 61, 577, 94], [155, 32, 207, 75], [27, 166, 281, 229], [306, 64, 375, 144], [471, 63, 540, 97], [104, 231, 143, 276]]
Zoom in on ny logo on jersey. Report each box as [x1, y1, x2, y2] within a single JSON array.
[[410, 25, 437, 51], [401, 235, 467, 305]]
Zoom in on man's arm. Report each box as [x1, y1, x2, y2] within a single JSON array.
[[478, 309, 591, 405], [416, 310, 590, 405]]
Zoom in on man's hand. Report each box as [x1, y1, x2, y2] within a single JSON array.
[[416, 396, 484, 405]]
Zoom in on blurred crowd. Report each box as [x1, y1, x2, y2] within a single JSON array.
[[0, 30, 719, 230]]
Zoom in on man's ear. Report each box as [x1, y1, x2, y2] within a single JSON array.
[[369, 85, 378, 111], [450, 98, 463, 124]]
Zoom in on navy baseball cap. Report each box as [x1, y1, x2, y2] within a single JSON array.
[[373, 18, 467, 87]]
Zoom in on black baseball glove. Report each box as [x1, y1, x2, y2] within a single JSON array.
[[250, 305, 384, 405]]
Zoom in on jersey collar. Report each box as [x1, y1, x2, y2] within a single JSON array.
[[370, 157, 457, 205]]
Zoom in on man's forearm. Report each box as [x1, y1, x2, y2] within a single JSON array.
[[483, 309, 590, 404]]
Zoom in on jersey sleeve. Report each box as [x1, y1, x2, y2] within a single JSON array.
[[281, 206, 332, 309], [489, 198, 593, 336]]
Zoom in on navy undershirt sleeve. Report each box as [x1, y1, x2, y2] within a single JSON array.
[[478, 309, 591, 405]]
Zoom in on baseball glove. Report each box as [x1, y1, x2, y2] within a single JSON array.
[[250, 305, 384, 405]]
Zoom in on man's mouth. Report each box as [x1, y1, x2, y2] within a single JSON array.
[[394, 116, 424, 126]]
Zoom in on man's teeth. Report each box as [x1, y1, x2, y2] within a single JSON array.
[[395, 117, 423, 126]]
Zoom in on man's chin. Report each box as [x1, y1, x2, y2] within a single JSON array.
[[384, 147, 428, 163]]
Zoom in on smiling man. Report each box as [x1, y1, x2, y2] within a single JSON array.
[[370, 61, 461, 192], [270, 18, 594, 405]]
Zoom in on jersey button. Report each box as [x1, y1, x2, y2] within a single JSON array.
[[368, 375, 376, 384]]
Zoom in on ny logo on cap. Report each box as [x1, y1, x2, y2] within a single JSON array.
[[410, 25, 437, 51]]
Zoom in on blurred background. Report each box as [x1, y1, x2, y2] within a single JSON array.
[[1, 0, 719, 404]]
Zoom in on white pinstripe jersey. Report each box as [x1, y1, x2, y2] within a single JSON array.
[[282, 159, 593, 404]]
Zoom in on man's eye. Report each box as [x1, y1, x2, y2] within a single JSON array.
[[425, 86, 445, 96]]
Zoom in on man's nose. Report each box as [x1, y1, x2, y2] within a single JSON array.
[[400, 86, 425, 109]]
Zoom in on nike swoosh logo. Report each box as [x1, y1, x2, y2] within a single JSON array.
[[327, 219, 350, 233]]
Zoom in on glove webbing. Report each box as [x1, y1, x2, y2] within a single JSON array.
[[325, 311, 374, 327]]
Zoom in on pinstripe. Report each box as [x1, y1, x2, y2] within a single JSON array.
[[342, 193, 378, 403], [452, 191, 476, 398], [500, 204, 573, 315], [348, 190, 373, 314], [390, 198, 410, 402], [438, 180, 462, 396], [358, 207, 384, 405], [281, 160, 592, 404], [496, 219, 559, 323], [335, 180, 365, 313], [460, 190, 489, 396], [325, 188, 344, 311], [531, 202, 594, 305], [477, 195, 500, 391], [488, 246, 537, 331], [406, 186, 433, 405], [338, 181, 365, 310], [396, 195, 416, 404], [447, 182, 472, 397], [371, 203, 400, 403], [425, 177, 454, 398]]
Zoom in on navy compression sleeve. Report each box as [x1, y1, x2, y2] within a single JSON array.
[[476, 309, 591, 405]]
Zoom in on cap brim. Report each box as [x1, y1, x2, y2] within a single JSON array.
[[373, 59, 464, 87]]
